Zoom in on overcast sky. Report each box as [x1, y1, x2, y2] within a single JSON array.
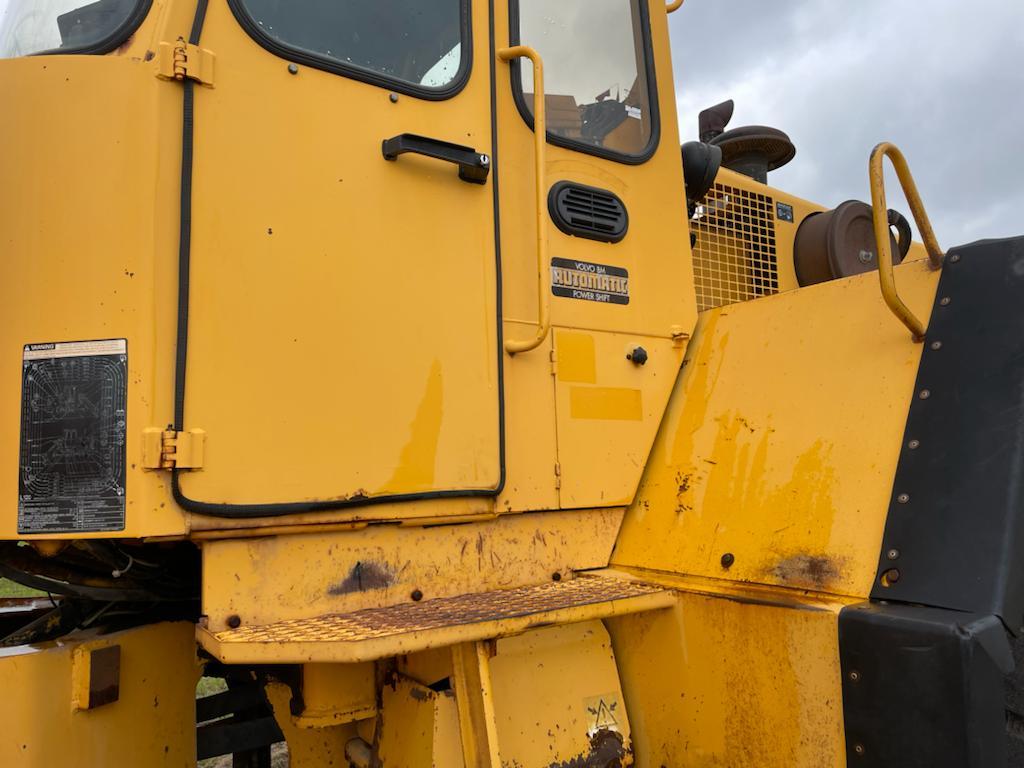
[[668, 0, 1024, 246]]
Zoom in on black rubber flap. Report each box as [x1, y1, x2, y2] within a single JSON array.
[[839, 603, 1013, 767], [872, 236, 1024, 630]]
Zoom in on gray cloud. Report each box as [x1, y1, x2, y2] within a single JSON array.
[[669, 0, 1024, 246]]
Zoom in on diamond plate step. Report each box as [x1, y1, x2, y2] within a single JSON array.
[[197, 574, 675, 664]]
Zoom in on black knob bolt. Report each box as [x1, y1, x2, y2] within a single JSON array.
[[628, 346, 648, 366]]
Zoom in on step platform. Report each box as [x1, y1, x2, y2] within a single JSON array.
[[197, 574, 674, 664]]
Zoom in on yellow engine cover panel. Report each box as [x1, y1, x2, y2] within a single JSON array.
[[614, 260, 941, 598]]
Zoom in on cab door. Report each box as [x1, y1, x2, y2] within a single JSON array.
[[177, 0, 501, 514]]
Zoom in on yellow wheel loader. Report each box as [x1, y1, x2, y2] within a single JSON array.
[[1, 1, 1021, 766]]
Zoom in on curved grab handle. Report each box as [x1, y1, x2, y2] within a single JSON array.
[[869, 142, 944, 341], [498, 46, 550, 356], [667, 0, 685, 11]]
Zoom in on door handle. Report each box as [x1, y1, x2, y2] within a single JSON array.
[[382, 133, 491, 184]]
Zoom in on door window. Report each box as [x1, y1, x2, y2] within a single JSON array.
[[0, 0, 149, 58], [512, 0, 658, 162], [230, 0, 470, 96]]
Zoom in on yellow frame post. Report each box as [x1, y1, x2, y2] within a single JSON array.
[[498, 46, 550, 355], [451, 641, 502, 767], [869, 142, 944, 341]]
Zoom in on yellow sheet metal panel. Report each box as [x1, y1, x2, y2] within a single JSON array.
[[0, 622, 200, 767], [201, 509, 624, 629], [176, 0, 500, 508], [376, 676, 465, 768], [489, 621, 634, 766], [608, 588, 847, 767], [0, 55, 187, 540], [554, 330, 686, 508], [613, 260, 941, 598]]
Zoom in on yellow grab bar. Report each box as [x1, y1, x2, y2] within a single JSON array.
[[498, 46, 549, 356], [868, 142, 945, 341], [667, 0, 685, 11]]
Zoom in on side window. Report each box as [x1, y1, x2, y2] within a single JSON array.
[[230, 0, 470, 96], [0, 0, 150, 58], [512, 0, 659, 163]]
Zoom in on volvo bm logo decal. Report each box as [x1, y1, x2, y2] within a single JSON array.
[[551, 258, 629, 305]]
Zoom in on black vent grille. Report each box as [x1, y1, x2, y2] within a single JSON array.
[[548, 182, 629, 243]]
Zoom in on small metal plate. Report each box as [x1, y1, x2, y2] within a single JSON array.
[[18, 340, 128, 534]]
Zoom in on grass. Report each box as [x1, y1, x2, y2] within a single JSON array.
[[0, 578, 44, 598]]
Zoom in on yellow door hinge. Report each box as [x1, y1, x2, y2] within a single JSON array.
[[157, 39, 215, 86], [143, 428, 206, 470]]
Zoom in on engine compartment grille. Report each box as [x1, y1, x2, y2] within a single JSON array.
[[690, 183, 779, 311]]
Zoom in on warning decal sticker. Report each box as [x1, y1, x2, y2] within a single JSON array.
[[551, 258, 630, 305], [18, 339, 128, 534], [583, 693, 623, 735]]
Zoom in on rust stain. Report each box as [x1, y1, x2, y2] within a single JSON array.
[[769, 553, 844, 591], [546, 730, 627, 768], [328, 561, 394, 595]]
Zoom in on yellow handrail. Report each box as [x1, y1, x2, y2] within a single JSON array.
[[667, 0, 685, 12], [498, 46, 550, 356], [868, 142, 945, 341]]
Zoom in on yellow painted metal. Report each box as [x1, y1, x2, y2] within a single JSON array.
[[452, 642, 503, 768], [489, 621, 634, 766], [0, 622, 201, 767], [869, 142, 945, 340], [200, 509, 624, 630], [156, 39, 216, 85], [197, 573, 673, 664], [293, 663, 377, 728], [553, 329, 686, 508], [498, 46, 551, 356], [614, 259, 941, 599], [607, 579, 849, 767], [689, 168, 826, 310], [177, 0, 501, 509], [264, 682, 356, 767], [667, 0, 686, 12], [376, 675, 466, 767]]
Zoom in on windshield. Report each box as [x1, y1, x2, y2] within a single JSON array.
[[0, 0, 142, 58], [515, 0, 656, 159], [232, 0, 467, 92]]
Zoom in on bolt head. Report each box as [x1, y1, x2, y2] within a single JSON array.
[[897, 493, 910, 504], [888, 549, 900, 560], [287, 63, 299, 75], [849, 670, 861, 683], [720, 552, 735, 569], [480, 154, 490, 166], [854, 743, 866, 756], [949, 253, 961, 263], [226, 614, 242, 629], [628, 346, 649, 366], [930, 341, 943, 351], [940, 297, 952, 306], [389, 92, 399, 103], [411, 589, 424, 602], [908, 439, 921, 450], [919, 389, 931, 400]]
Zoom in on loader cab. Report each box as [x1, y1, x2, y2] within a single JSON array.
[[0, 0, 695, 540]]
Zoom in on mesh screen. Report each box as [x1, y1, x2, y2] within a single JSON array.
[[690, 183, 779, 311]]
